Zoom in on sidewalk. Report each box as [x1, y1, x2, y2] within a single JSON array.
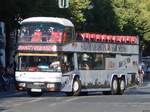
[[0, 89, 17, 98], [0, 83, 17, 98], [132, 77, 150, 88], [139, 78, 150, 89]]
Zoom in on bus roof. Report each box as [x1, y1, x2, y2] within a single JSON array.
[[21, 17, 74, 27]]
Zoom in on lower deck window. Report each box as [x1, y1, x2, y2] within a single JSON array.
[[77, 53, 105, 70]]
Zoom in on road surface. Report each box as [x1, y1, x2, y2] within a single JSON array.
[[1, 83, 150, 112]]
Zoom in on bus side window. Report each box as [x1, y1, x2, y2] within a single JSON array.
[[62, 54, 74, 73], [93, 54, 104, 70], [78, 53, 92, 70], [78, 53, 105, 70], [63, 27, 74, 43]]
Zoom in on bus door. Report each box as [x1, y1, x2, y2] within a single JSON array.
[[61, 53, 76, 91]]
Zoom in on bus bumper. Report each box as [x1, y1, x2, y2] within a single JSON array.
[[16, 81, 62, 92]]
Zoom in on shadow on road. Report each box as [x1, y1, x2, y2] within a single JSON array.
[[1, 78, 150, 99]]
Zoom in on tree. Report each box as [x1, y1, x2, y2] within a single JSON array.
[[68, 0, 91, 30], [84, 0, 119, 33], [112, 0, 150, 55], [69, 0, 91, 22], [13, 0, 91, 31], [112, 0, 150, 38], [0, 0, 150, 56]]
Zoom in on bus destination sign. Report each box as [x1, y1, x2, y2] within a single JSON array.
[[17, 45, 57, 52]]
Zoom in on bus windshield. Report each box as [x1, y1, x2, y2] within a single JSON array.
[[18, 22, 64, 43], [17, 56, 62, 72]]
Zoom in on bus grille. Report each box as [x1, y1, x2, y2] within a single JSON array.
[[27, 83, 46, 89]]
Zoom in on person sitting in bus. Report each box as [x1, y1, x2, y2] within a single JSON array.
[[50, 61, 61, 72], [83, 63, 90, 70], [81, 53, 91, 70], [31, 29, 42, 42], [28, 66, 39, 72]]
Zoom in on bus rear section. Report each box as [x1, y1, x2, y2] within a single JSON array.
[[61, 33, 139, 95], [76, 52, 139, 95]]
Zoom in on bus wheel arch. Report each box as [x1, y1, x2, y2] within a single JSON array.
[[66, 75, 81, 96]]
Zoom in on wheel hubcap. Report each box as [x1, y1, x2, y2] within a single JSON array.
[[120, 80, 125, 90], [113, 80, 117, 90], [73, 81, 79, 92]]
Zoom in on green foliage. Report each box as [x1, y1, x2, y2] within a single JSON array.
[[0, 0, 150, 50], [69, 0, 91, 23], [112, 0, 136, 33], [84, 0, 119, 33], [112, 0, 150, 41]]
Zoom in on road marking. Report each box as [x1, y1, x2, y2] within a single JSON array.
[[48, 97, 82, 107], [63, 97, 81, 102], [48, 96, 89, 107]]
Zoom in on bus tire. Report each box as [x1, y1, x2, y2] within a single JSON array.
[[28, 91, 42, 97], [72, 78, 81, 96], [111, 77, 119, 95], [119, 78, 125, 95], [65, 78, 81, 96], [66, 78, 81, 96]]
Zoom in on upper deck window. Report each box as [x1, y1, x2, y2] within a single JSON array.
[[77, 33, 137, 44], [18, 22, 66, 43]]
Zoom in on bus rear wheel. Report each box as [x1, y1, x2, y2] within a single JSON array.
[[111, 77, 119, 95], [118, 78, 125, 95]]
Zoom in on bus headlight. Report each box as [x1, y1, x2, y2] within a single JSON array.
[[19, 83, 26, 87], [47, 84, 55, 88]]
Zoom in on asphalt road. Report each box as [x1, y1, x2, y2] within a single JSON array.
[[1, 83, 150, 112]]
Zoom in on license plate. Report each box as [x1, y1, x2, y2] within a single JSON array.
[[50, 84, 55, 88], [31, 89, 42, 92], [33, 83, 44, 85]]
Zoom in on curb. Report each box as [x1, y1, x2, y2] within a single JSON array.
[[0, 90, 18, 98]]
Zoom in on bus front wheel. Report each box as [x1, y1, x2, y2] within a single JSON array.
[[72, 78, 81, 96], [65, 78, 81, 96]]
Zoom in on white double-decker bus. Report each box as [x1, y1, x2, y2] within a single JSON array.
[[15, 17, 139, 96]]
